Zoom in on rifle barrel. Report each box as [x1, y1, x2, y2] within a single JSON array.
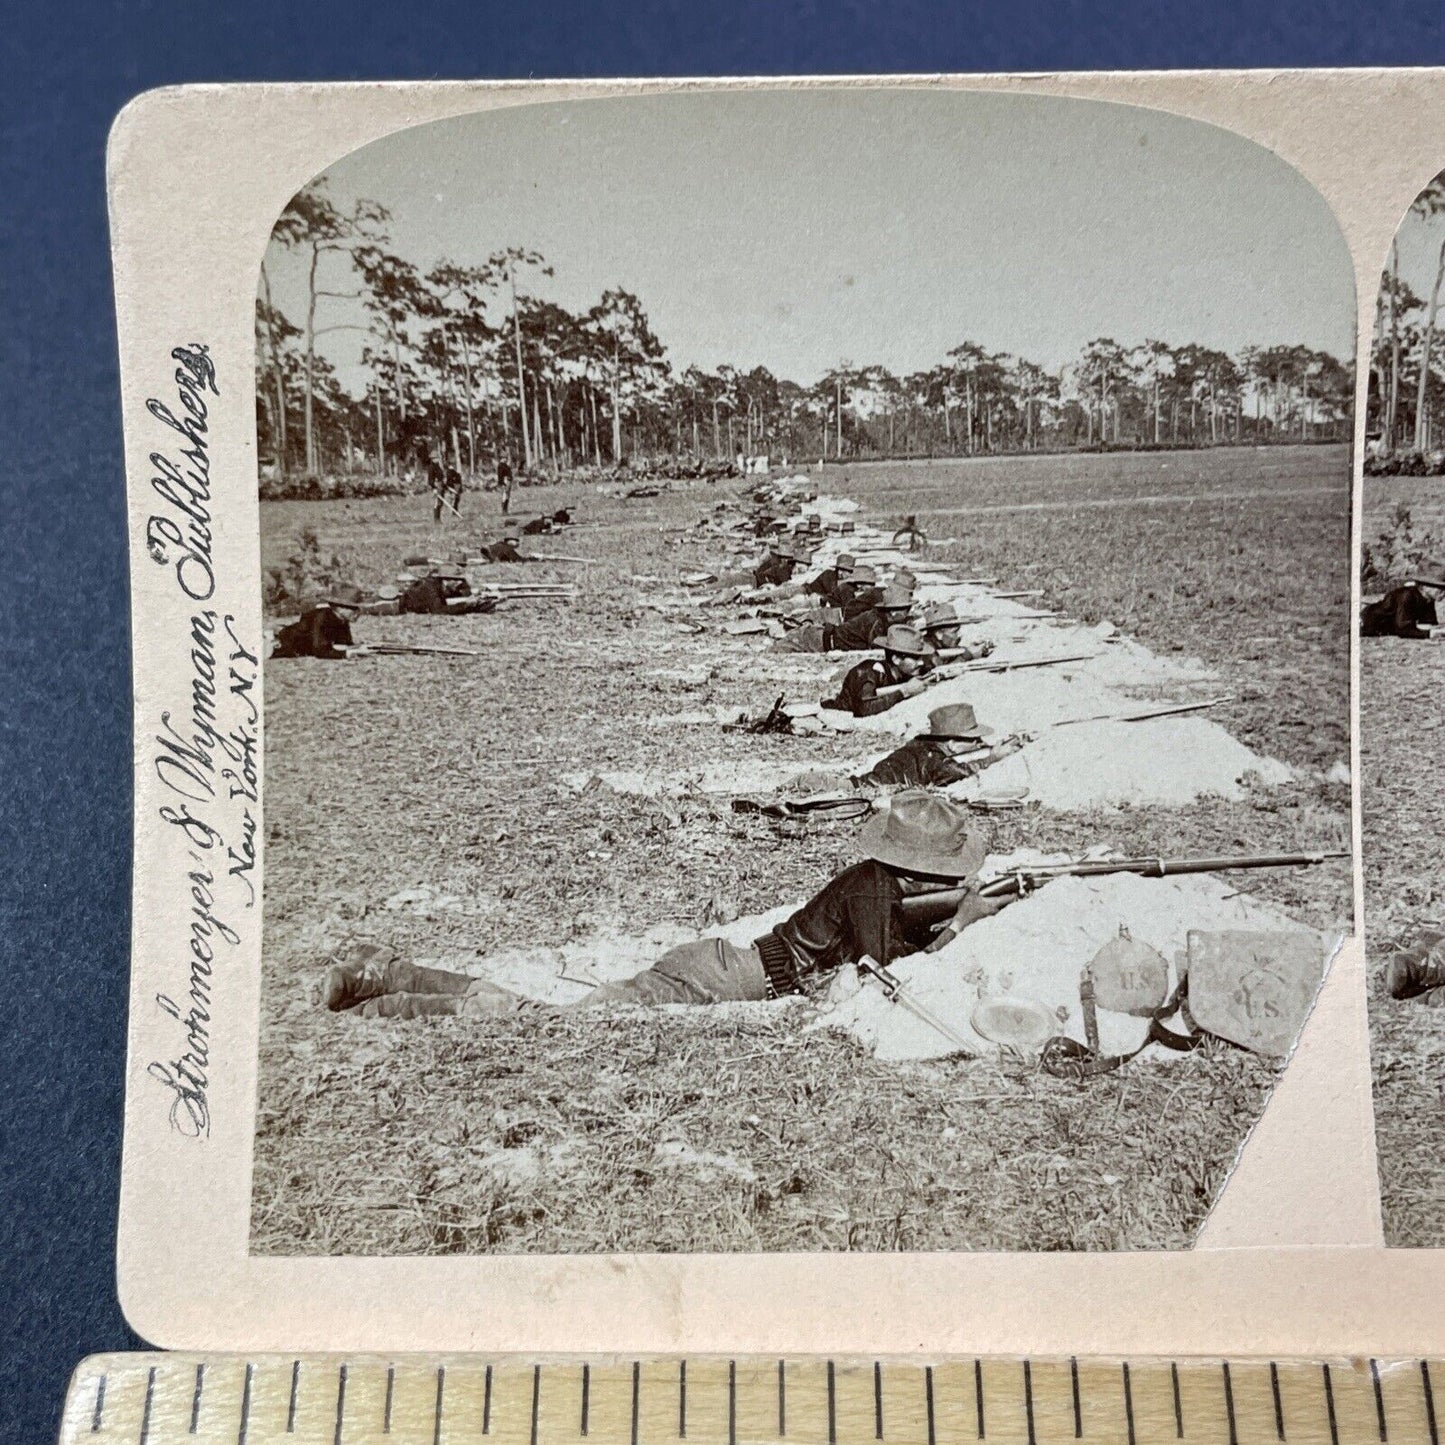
[[958, 651, 1097, 674], [901, 850, 1349, 921], [1051, 695, 1230, 728]]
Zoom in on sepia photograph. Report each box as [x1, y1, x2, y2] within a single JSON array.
[[1360, 164, 1445, 1248], [247, 88, 1355, 1258]]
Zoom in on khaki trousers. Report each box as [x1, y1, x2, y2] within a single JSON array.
[[347, 939, 768, 1019]]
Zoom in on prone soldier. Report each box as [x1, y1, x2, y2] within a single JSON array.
[[774, 582, 913, 653], [805, 552, 856, 608], [1360, 578, 1444, 638], [824, 624, 932, 716], [852, 703, 1020, 787], [919, 601, 995, 669], [1385, 930, 1445, 1006], [270, 595, 360, 660], [317, 791, 1007, 1018]]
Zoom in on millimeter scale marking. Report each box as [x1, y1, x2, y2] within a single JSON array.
[[59, 1356, 1445, 1445]]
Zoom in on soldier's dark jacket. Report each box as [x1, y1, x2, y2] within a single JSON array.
[[1360, 585, 1438, 638], [805, 566, 843, 598], [271, 606, 353, 659], [825, 606, 892, 652], [852, 738, 974, 789], [842, 585, 886, 620], [752, 554, 796, 588], [400, 575, 472, 614], [479, 539, 524, 563], [759, 860, 935, 994], [825, 656, 910, 717]]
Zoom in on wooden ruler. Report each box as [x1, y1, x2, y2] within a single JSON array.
[[59, 1355, 1444, 1445]]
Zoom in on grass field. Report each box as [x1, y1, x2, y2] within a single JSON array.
[[1360, 476, 1445, 1248], [250, 444, 1352, 1256]]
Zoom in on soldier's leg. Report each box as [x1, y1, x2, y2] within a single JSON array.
[[772, 623, 826, 653], [565, 939, 768, 1009], [350, 992, 468, 1019], [351, 978, 523, 1019], [320, 944, 482, 1012]]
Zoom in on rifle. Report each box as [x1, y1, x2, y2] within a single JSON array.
[[930, 650, 1098, 675], [724, 694, 793, 735], [341, 642, 479, 658], [1051, 696, 1230, 727], [899, 850, 1349, 928], [731, 794, 873, 821]]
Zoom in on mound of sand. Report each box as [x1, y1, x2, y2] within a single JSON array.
[[433, 852, 1334, 1074], [809, 494, 860, 520], [814, 868, 1337, 1063], [849, 659, 1140, 738], [947, 716, 1293, 811]]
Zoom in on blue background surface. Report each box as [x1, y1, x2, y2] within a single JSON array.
[[2, 3, 1442, 1439]]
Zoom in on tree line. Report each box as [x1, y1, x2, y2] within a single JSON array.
[[257, 180, 1354, 483], [1370, 170, 1445, 457]]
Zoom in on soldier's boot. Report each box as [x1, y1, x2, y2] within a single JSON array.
[[319, 945, 476, 1012], [1384, 930, 1445, 1003], [319, 942, 398, 1011]]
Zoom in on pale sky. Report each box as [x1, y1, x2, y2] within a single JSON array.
[[263, 88, 1356, 392], [1382, 169, 1445, 316]]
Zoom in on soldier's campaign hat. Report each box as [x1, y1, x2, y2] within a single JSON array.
[[881, 624, 930, 658], [323, 583, 366, 610], [860, 789, 987, 879], [850, 565, 879, 586], [893, 568, 918, 594], [835, 553, 857, 573], [921, 601, 961, 632], [877, 585, 914, 612], [919, 703, 995, 743]]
